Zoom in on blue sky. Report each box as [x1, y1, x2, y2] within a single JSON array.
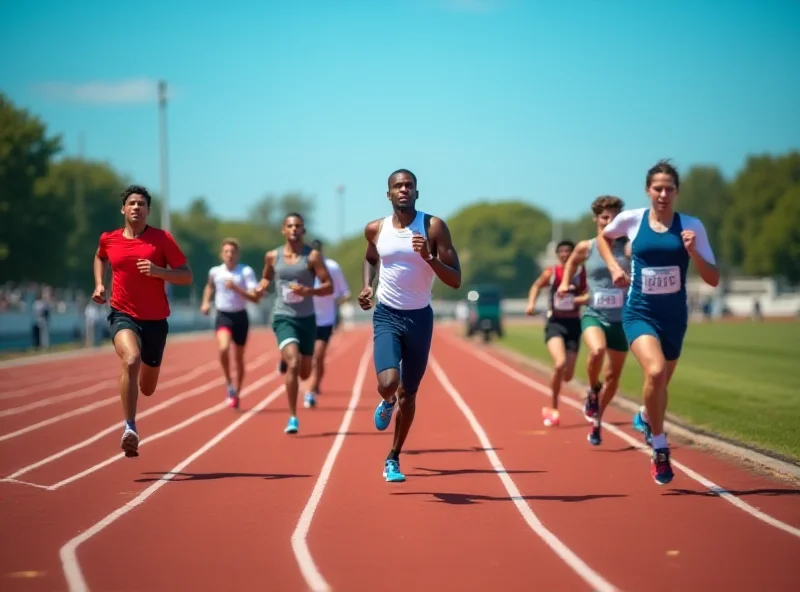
[[2, 0, 799, 244]]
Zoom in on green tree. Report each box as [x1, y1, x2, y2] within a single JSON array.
[[171, 197, 219, 300], [0, 93, 62, 280], [676, 166, 731, 273]]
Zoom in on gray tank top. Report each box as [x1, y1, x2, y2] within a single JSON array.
[[272, 245, 316, 318], [583, 238, 630, 323]]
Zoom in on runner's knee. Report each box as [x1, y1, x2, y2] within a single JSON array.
[[122, 351, 141, 373], [643, 362, 667, 386], [588, 345, 606, 363], [377, 371, 400, 398]]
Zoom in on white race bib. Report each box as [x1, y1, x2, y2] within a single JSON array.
[[554, 293, 575, 311], [592, 288, 624, 309], [282, 284, 305, 304], [642, 266, 681, 295]]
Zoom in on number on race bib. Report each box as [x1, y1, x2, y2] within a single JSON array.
[[641, 266, 681, 295], [554, 293, 575, 311], [282, 284, 305, 304], [592, 288, 624, 309]]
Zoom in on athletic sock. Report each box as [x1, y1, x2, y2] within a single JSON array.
[[593, 417, 601, 428], [640, 406, 650, 423], [386, 450, 399, 462], [125, 419, 137, 432], [652, 433, 668, 449]]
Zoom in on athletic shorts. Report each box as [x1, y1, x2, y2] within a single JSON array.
[[215, 309, 250, 346], [108, 308, 169, 367], [544, 316, 582, 353], [581, 315, 628, 352], [372, 302, 434, 396], [272, 314, 317, 357], [622, 309, 687, 361], [316, 324, 334, 344]]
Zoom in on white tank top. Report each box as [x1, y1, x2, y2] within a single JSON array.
[[375, 211, 436, 310], [208, 263, 258, 313]]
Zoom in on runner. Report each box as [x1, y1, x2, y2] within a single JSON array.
[[597, 159, 719, 485], [255, 213, 333, 434], [557, 195, 631, 446], [92, 184, 192, 458], [359, 168, 462, 483], [525, 240, 588, 427], [303, 238, 351, 409], [200, 238, 261, 409]]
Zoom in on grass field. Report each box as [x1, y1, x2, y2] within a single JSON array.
[[497, 319, 800, 461]]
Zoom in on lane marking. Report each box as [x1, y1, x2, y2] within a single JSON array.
[[44, 371, 279, 489], [291, 340, 372, 592], [59, 384, 286, 591], [58, 332, 361, 592], [443, 333, 800, 540], [430, 356, 620, 592], [0, 354, 270, 444], [0, 361, 217, 415]]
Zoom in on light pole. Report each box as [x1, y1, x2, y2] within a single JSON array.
[[158, 80, 170, 233], [336, 184, 346, 242]]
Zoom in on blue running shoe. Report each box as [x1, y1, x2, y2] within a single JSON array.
[[284, 416, 299, 434], [383, 459, 406, 482], [587, 426, 602, 446], [633, 411, 653, 447], [374, 399, 395, 431], [304, 392, 317, 409]]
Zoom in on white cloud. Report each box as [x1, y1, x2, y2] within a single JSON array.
[[33, 78, 172, 105]]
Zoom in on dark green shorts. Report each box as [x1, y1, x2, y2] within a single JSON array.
[[581, 315, 628, 352], [272, 314, 317, 357]]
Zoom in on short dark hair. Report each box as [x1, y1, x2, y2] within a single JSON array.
[[310, 239, 323, 251], [556, 240, 575, 250], [388, 168, 417, 188], [283, 212, 304, 224], [121, 184, 152, 206]]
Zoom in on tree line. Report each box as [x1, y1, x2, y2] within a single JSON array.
[[2, 92, 798, 304]]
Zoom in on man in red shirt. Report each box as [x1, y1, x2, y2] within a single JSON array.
[[92, 185, 192, 458]]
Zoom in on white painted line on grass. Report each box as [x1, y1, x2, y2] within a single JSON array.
[[3, 354, 273, 479], [444, 334, 800, 540], [429, 356, 620, 592], [59, 382, 287, 592], [291, 341, 372, 592]]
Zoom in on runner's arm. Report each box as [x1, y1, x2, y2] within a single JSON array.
[[256, 251, 276, 295], [307, 251, 334, 296], [362, 220, 381, 291], [560, 240, 590, 291], [527, 268, 552, 311], [201, 270, 215, 309], [427, 217, 461, 289], [93, 248, 109, 289], [231, 266, 264, 303]]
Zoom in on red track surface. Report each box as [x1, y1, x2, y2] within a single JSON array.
[[1, 325, 799, 592]]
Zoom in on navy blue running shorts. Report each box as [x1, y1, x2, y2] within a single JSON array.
[[372, 302, 434, 396]]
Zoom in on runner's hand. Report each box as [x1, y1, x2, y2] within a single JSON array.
[[610, 265, 630, 288], [556, 282, 571, 296], [524, 302, 536, 316], [92, 284, 106, 304], [200, 302, 211, 315], [136, 259, 158, 276], [681, 230, 696, 255], [289, 283, 312, 297], [411, 233, 432, 260], [358, 286, 374, 310]]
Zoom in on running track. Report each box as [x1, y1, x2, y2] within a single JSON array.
[[1, 324, 799, 592]]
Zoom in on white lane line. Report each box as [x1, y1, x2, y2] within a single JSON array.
[[443, 333, 800, 540], [0, 361, 217, 416], [59, 382, 287, 592], [0, 354, 270, 444], [3, 354, 273, 479], [429, 356, 620, 592], [1, 477, 52, 490], [45, 370, 280, 489], [291, 341, 372, 592]]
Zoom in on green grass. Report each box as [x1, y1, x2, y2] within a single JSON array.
[[498, 319, 800, 460]]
